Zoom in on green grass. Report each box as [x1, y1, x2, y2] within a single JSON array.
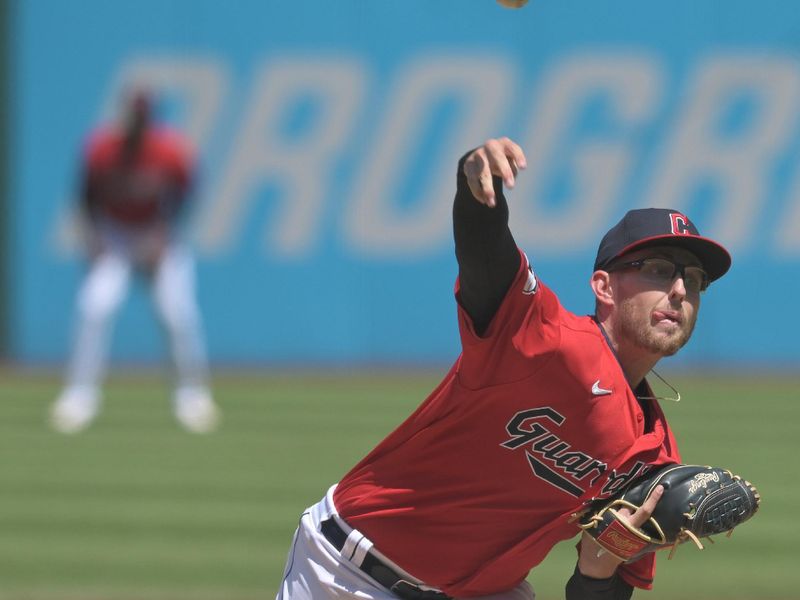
[[0, 369, 796, 599]]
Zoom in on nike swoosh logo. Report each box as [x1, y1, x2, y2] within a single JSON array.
[[591, 380, 613, 396]]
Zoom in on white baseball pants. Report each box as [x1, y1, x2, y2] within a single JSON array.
[[62, 241, 209, 396], [276, 486, 535, 600]]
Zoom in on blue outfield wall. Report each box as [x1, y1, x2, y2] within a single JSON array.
[[11, 0, 800, 367]]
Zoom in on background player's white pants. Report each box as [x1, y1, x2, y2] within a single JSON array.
[[62, 242, 210, 398], [277, 486, 535, 600]]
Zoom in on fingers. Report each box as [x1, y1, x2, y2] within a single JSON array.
[[578, 485, 665, 579], [463, 137, 527, 208], [628, 485, 664, 529], [463, 150, 496, 207], [485, 137, 526, 188]]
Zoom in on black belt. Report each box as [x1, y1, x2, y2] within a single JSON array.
[[320, 517, 451, 600]]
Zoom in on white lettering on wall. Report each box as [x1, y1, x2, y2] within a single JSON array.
[[510, 54, 663, 250], [48, 53, 800, 261], [345, 56, 513, 255], [645, 55, 800, 247], [193, 58, 364, 256]]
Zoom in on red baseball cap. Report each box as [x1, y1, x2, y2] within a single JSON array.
[[594, 208, 732, 283]]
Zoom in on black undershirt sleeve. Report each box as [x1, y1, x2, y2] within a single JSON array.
[[452, 151, 520, 336], [565, 565, 635, 600]]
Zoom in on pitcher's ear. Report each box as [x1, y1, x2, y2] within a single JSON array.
[[591, 270, 614, 307]]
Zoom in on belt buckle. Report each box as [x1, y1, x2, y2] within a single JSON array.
[[390, 579, 447, 600]]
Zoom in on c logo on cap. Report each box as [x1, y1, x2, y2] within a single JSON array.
[[670, 213, 693, 236]]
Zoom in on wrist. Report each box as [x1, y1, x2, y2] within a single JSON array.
[[577, 535, 622, 579], [577, 561, 618, 580]]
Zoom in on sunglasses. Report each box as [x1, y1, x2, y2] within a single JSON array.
[[606, 257, 709, 293]]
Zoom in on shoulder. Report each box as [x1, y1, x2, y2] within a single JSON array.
[[510, 288, 602, 359], [152, 127, 192, 155], [561, 312, 603, 338], [145, 128, 194, 174], [83, 127, 118, 161]]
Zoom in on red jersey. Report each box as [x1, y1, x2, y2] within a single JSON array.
[[334, 250, 681, 597], [82, 126, 192, 226]]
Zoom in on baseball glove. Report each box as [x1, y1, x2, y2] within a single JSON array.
[[577, 464, 760, 563]]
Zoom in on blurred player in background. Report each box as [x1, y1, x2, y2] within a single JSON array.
[[50, 89, 220, 434]]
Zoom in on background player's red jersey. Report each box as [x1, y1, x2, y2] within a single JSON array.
[[334, 251, 680, 597], [82, 126, 192, 227]]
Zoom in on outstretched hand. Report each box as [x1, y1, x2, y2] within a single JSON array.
[[577, 485, 665, 579], [462, 137, 527, 208]]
